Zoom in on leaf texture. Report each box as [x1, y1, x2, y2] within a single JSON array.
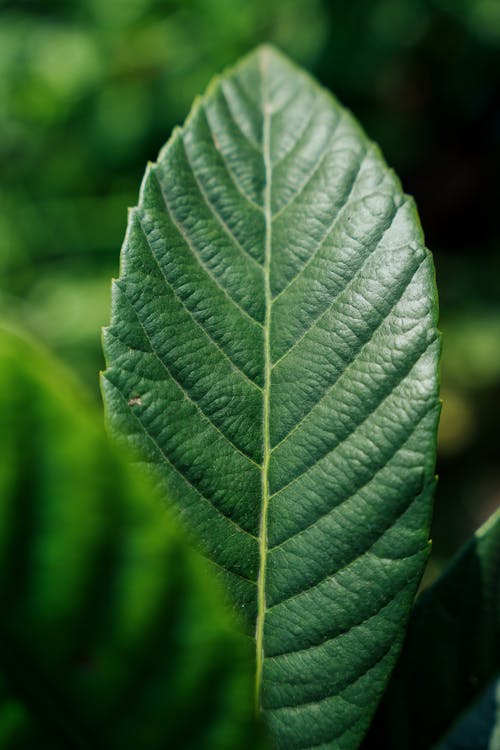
[[363, 508, 500, 750], [102, 45, 441, 749], [0, 327, 263, 750]]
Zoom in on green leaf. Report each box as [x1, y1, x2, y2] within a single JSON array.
[[0, 326, 263, 750], [435, 677, 500, 750], [363, 508, 500, 750], [491, 681, 500, 750], [102, 45, 441, 749]]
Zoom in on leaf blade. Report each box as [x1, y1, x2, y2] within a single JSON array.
[[436, 677, 499, 750], [103, 45, 441, 749]]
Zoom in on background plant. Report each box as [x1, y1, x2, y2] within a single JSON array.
[[0, 326, 267, 749]]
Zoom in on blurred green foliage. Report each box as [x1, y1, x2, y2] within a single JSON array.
[[0, 326, 265, 748], [0, 0, 499, 563]]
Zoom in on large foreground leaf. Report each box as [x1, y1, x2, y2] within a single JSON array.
[[0, 327, 262, 749], [363, 508, 500, 750], [102, 45, 441, 749]]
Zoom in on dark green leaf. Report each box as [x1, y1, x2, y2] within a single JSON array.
[[364, 508, 500, 750], [491, 682, 500, 750], [102, 45, 441, 749], [436, 676, 499, 750], [0, 326, 262, 750]]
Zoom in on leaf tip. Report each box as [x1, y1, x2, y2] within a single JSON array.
[[237, 42, 294, 78], [255, 42, 280, 57]]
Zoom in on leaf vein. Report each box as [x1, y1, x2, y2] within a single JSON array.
[[179, 136, 265, 271], [270, 196, 402, 368], [266, 636, 395, 718], [271, 326, 434, 496], [219, 79, 263, 152], [270, 91, 320, 169], [137, 212, 263, 391], [271, 112, 347, 221], [271, 149, 373, 304], [271, 252, 425, 460], [151, 168, 263, 325], [107, 377, 258, 542], [267, 476, 428, 615], [113, 289, 261, 468], [204, 552, 257, 586], [267, 567, 416, 660], [269, 403, 433, 552], [201, 102, 265, 211]]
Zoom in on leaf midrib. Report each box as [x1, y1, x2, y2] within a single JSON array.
[[255, 49, 273, 713]]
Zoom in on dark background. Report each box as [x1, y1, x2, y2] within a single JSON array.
[[1, 0, 499, 577]]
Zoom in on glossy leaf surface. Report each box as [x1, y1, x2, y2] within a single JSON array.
[[0, 327, 261, 750], [102, 46, 441, 749]]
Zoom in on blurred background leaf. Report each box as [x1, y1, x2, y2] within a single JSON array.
[[362, 508, 500, 749], [434, 677, 500, 750], [0, 0, 499, 566], [0, 326, 267, 749]]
